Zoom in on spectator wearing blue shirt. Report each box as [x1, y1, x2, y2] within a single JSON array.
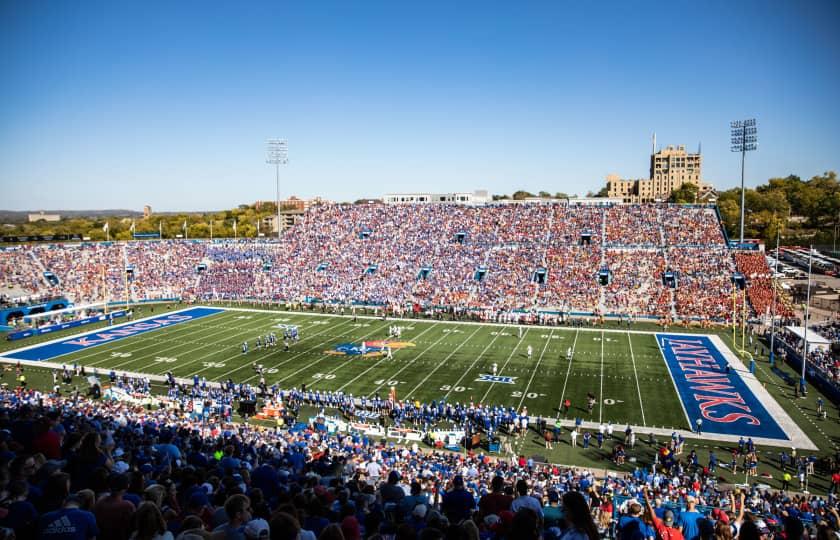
[[678, 496, 705, 540], [38, 493, 99, 540], [441, 475, 474, 525]]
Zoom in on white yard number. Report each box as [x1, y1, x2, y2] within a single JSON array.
[[440, 385, 466, 392], [374, 379, 401, 386], [265, 368, 278, 374], [202, 362, 226, 368], [442, 329, 463, 334], [312, 373, 336, 380], [491, 331, 511, 336], [511, 391, 539, 399], [154, 356, 178, 363], [310, 321, 329, 325], [235, 316, 253, 320], [110, 352, 132, 358]]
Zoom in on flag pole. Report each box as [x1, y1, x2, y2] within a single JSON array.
[[741, 288, 747, 353], [732, 285, 737, 347]]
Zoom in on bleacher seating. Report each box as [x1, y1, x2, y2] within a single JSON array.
[[0, 203, 773, 321]]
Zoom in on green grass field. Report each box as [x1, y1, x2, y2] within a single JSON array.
[[7, 307, 695, 430]]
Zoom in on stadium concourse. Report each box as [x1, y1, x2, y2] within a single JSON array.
[[0, 201, 834, 540]]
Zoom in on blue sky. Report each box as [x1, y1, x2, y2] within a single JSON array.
[[1, 0, 838, 211]]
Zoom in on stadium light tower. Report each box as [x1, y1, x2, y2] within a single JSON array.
[[266, 139, 288, 239], [730, 119, 758, 245]]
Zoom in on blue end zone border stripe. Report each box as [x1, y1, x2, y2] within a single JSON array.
[[4, 307, 224, 362], [657, 334, 787, 440]]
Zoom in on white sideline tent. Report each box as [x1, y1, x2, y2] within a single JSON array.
[[784, 326, 832, 353]]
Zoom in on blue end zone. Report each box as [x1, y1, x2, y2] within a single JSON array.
[[657, 334, 786, 440], [4, 307, 224, 362]]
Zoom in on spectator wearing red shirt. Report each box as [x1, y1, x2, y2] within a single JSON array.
[[644, 490, 684, 540], [32, 412, 62, 460], [94, 473, 136, 540], [478, 476, 513, 518]]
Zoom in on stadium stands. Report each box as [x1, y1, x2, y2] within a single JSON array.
[[735, 252, 795, 318], [0, 381, 826, 540], [0, 203, 790, 322], [0, 203, 827, 540]]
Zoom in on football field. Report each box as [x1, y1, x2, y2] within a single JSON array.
[[0, 306, 813, 447]]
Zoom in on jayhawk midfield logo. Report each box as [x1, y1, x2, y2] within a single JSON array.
[[326, 341, 415, 357]]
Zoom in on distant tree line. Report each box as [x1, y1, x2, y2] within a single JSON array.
[[4, 202, 295, 241], [715, 171, 840, 247], [6, 172, 838, 246]]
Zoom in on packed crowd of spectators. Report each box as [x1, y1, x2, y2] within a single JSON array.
[[660, 207, 727, 247], [0, 372, 836, 540], [605, 206, 662, 247], [734, 253, 795, 319], [1, 203, 758, 321], [0, 248, 57, 307], [670, 248, 734, 321], [603, 250, 671, 317]]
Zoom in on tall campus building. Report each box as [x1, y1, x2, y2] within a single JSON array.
[[606, 142, 713, 203]]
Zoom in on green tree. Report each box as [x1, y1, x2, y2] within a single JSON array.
[[511, 190, 534, 200], [668, 183, 699, 203]]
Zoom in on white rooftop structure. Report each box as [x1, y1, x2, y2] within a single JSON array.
[[383, 190, 490, 205], [784, 326, 832, 352]]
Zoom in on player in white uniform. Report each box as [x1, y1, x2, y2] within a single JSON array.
[[492, 362, 498, 376], [567, 347, 573, 360], [527, 345, 533, 360]]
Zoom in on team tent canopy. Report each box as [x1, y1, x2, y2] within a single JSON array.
[[783, 326, 832, 353]]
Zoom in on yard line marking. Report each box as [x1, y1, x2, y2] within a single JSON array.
[[517, 328, 554, 410], [231, 317, 359, 382], [443, 328, 503, 400], [326, 323, 441, 392], [87, 316, 254, 371], [403, 327, 483, 399], [558, 329, 580, 408], [79, 312, 241, 367], [627, 332, 647, 426], [213, 317, 358, 382], [272, 321, 393, 385], [167, 316, 319, 377], [108, 314, 274, 371], [364, 325, 454, 396], [479, 326, 525, 403], [135, 315, 318, 375], [92, 311, 283, 367], [599, 330, 604, 423]]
